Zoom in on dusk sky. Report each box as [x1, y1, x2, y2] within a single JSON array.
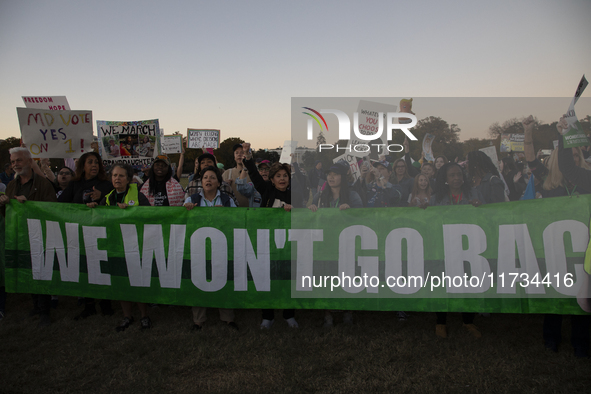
[[1, 0, 590, 150]]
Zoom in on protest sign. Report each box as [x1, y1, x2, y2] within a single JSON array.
[[479, 146, 500, 172], [4, 196, 591, 314], [17, 108, 93, 158], [187, 129, 220, 149], [22, 96, 70, 111], [422, 133, 435, 161], [96, 119, 160, 167], [500, 134, 524, 152], [333, 153, 361, 181], [562, 75, 590, 148], [279, 140, 298, 164], [351, 100, 397, 158], [161, 135, 183, 154]]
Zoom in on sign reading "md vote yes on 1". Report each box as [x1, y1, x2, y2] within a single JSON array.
[[17, 108, 93, 158]]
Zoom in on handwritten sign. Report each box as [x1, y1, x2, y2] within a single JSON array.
[[187, 129, 220, 149], [422, 133, 435, 161], [333, 153, 361, 181], [97, 119, 160, 167], [17, 108, 92, 158], [161, 135, 183, 154], [22, 96, 70, 111], [351, 100, 397, 158]]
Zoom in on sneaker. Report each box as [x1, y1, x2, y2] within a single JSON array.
[[227, 322, 239, 331], [463, 323, 482, 338], [436, 324, 447, 338], [140, 317, 152, 330], [74, 306, 97, 321], [38, 314, 51, 328], [260, 319, 274, 329], [343, 311, 353, 325], [286, 317, 299, 328], [192, 323, 202, 331], [396, 311, 409, 321], [323, 315, 334, 328], [115, 316, 134, 332]]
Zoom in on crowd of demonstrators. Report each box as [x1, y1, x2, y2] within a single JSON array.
[[87, 163, 152, 331], [1, 131, 590, 359], [184, 166, 238, 331]]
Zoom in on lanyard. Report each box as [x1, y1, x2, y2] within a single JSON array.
[[566, 185, 577, 197], [449, 192, 462, 205], [331, 198, 340, 208], [204, 196, 219, 207]]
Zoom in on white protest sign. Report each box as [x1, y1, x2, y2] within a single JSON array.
[[17, 108, 92, 158], [279, 140, 298, 164], [161, 135, 183, 154], [96, 119, 160, 167], [187, 129, 220, 149], [333, 153, 361, 181], [479, 146, 500, 172], [351, 100, 397, 158], [22, 96, 70, 111]]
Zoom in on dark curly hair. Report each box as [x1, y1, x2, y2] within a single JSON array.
[[434, 162, 472, 203], [466, 150, 500, 180], [73, 152, 107, 182]]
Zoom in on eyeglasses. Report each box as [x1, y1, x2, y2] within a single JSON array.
[[258, 168, 270, 172]]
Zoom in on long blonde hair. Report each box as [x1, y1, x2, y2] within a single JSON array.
[[543, 147, 589, 190]]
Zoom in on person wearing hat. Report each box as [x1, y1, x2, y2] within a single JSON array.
[[236, 159, 271, 207], [364, 160, 403, 208], [222, 143, 251, 207], [184, 153, 237, 204], [140, 155, 185, 206]]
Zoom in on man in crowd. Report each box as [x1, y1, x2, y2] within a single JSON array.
[[0, 147, 57, 327], [0, 163, 14, 185]]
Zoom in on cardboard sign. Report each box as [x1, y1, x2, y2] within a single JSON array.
[[187, 129, 220, 149], [97, 119, 160, 166], [22, 96, 70, 111], [279, 140, 298, 164], [17, 108, 92, 158], [333, 153, 361, 181], [161, 135, 183, 154], [351, 100, 397, 158]]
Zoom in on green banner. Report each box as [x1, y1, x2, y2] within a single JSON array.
[[4, 197, 591, 314]]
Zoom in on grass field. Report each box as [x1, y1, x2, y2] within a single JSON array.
[[1, 293, 590, 393]]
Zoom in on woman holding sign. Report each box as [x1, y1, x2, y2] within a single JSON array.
[[87, 163, 152, 331], [184, 166, 238, 331], [58, 152, 115, 319], [242, 142, 300, 329]]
